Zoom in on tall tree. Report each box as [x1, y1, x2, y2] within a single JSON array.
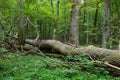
[[50, 0, 60, 40], [56, 0, 60, 16], [102, 0, 111, 48], [50, 0, 56, 39], [18, 0, 24, 45], [94, 1, 99, 28], [56, 0, 60, 38], [93, 1, 101, 43], [70, 0, 80, 45]]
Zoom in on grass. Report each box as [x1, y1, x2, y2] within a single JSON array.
[[0, 52, 120, 80]]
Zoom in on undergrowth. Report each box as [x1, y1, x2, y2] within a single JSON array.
[[0, 50, 120, 80]]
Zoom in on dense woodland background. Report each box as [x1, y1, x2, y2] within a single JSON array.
[[0, 0, 120, 49], [0, 0, 120, 79]]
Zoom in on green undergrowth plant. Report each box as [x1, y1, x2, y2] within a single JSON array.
[[0, 52, 120, 80], [62, 54, 109, 75], [0, 47, 8, 53]]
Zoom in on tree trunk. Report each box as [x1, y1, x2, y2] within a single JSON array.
[[25, 39, 120, 67], [18, 0, 24, 45], [102, 0, 111, 48], [0, 23, 3, 31], [56, 0, 60, 16], [70, 0, 80, 45], [118, 40, 120, 51], [94, 2, 98, 28], [0, 13, 3, 31], [50, 0, 56, 40], [63, 1, 67, 42], [93, 2, 99, 43]]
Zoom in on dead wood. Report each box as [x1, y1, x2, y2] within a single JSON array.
[[25, 39, 120, 67]]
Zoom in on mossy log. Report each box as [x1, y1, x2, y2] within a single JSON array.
[[25, 39, 120, 67]]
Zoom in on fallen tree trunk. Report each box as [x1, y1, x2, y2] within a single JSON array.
[[25, 39, 120, 67]]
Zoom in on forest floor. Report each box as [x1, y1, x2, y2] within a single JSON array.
[[0, 52, 120, 80]]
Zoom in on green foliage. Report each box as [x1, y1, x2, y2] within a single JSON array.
[[0, 52, 120, 80], [0, 0, 120, 79], [0, 32, 4, 46], [0, 47, 8, 53], [63, 54, 109, 75], [0, 0, 119, 48]]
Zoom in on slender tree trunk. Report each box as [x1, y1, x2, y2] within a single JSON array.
[[70, 0, 80, 45], [86, 10, 89, 44], [50, 0, 56, 39], [83, 0, 86, 24], [63, 1, 67, 42], [93, 2, 99, 43], [82, 0, 88, 44], [56, 0, 60, 39], [118, 40, 120, 51], [18, 0, 24, 45], [102, 0, 111, 48], [94, 2, 99, 28], [0, 13, 4, 31], [56, 0, 60, 16], [0, 22, 3, 31]]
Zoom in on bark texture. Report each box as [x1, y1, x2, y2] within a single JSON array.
[[18, 0, 24, 45], [102, 0, 111, 48], [70, 0, 80, 45], [25, 39, 120, 67]]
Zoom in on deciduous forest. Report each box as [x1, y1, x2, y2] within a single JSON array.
[[0, 0, 120, 79]]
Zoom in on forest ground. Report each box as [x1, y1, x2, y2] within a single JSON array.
[[0, 51, 120, 80]]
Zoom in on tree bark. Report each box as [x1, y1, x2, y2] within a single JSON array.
[[56, 0, 60, 16], [118, 40, 120, 51], [102, 0, 111, 48], [93, 2, 99, 28], [18, 0, 24, 45], [25, 39, 120, 67], [50, 0, 56, 40], [70, 0, 80, 45]]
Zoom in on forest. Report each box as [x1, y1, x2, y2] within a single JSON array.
[[0, 0, 120, 80]]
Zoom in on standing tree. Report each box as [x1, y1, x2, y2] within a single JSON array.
[[18, 0, 24, 45], [56, 0, 60, 39], [50, 0, 60, 40], [50, 0, 56, 39], [70, 0, 80, 45], [56, 0, 60, 17], [102, 0, 111, 48], [118, 40, 120, 50]]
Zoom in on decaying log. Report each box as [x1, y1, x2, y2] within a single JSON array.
[[25, 39, 120, 67]]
